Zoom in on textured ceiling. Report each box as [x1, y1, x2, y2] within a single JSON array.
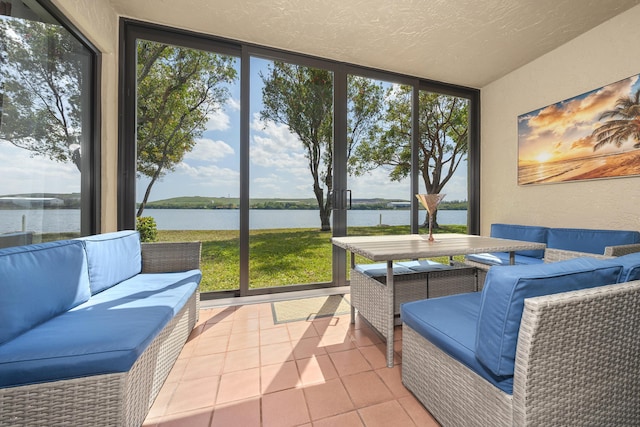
[[108, 0, 640, 88]]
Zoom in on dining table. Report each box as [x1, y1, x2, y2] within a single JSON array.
[[332, 233, 547, 367]]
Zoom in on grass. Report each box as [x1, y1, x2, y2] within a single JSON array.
[[157, 224, 468, 293]]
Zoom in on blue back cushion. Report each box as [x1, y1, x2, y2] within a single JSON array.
[[475, 257, 622, 377], [78, 231, 142, 294], [490, 223, 548, 258], [547, 228, 640, 254], [0, 240, 91, 345]]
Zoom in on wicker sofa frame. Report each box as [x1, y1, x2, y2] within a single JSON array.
[[402, 279, 640, 426], [0, 241, 201, 427], [350, 263, 477, 366]]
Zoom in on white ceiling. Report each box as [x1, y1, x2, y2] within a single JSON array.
[[108, 0, 640, 88]]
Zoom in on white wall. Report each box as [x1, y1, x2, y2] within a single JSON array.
[[480, 4, 640, 235], [52, 0, 119, 232]]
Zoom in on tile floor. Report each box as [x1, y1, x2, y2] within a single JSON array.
[[142, 301, 440, 427]]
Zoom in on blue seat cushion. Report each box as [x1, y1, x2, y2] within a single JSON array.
[[0, 270, 201, 387], [491, 224, 548, 258], [612, 252, 640, 282], [466, 252, 544, 266], [401, 293, 514, 394], [397, 260, 451, 272], [476, 257, 623, 377], [78, 230, 142, 294], [354, 262, 414, 277], [0, 240, 91, 345], [547, 228, 640, 254]]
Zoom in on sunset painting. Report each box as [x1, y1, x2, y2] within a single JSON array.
[[518, 74, 640, 185]]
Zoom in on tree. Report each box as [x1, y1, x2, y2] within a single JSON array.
[[591, 89, 640, 151], [135, 41, 237, 216], [260, 63, 384, 231], [0, 18, 86, 171], [353, 86, 469, 227]]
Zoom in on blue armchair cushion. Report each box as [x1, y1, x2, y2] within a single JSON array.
[[401, 293, 514, 394], [78, 230, 142, 295], [475, 257, 623, 377], [490, 223, 548, 259], [0, 240, 91, 345], [396, 260, 451, 272], [0, 271, 199, 387], [546, 228, 640, 254], [354, 262, 414, 277], [466, 252, 544, 266]]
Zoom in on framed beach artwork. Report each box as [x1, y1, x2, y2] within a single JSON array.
[[518, 74, 640, 185]]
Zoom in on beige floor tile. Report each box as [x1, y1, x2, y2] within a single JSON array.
[[216, 368, 261, 404], [286, 321, 319, 341], [303, 378, 355, 420], [260, 341, 294, 366], [292, 336, 327, 359], [227, 330, 260, 351], [296, 354, 338, 386], [260, 326, 291, 345], [211, 397, 261, 427], [157, 408, 213, 427], [223, 346, 260, 373], [182, 353, 226, 379], [261, 360, 301, 394], [262, 387, 311, 427], [341, 370, 395, 408], [328, 349, 372, 377], [165, 377, 218, 415], [357, 400, 415, 427], [398, 395, 441, 426], [312, 411, 365, 427]]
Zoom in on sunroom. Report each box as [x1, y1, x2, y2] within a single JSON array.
[[2, 0, 640, 425]]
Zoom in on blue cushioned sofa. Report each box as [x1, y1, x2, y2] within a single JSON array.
[[465, 223, 640, 286], [401, 252, 640, 426], [0, 230, 202, 426]]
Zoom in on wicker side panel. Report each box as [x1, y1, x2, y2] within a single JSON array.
[[543, 247, 612, 263], [0, 374, 126, 427], [402, 325, 513, 427], [604, 243, 640, 256], [512, 281, 640, 426], [350, 269, 391, 338], [0, 290, 197, 427], [141, 242, 202, 273], [427, 267, 477, 297]]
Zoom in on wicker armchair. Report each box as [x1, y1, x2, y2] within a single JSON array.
[[402, 280, 640, 426]]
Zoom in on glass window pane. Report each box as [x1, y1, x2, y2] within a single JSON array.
[[0, 0, 92, 246], [133, 39, 240, 293]]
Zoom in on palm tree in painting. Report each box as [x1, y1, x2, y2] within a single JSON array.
[[592, 89, 640, 151]]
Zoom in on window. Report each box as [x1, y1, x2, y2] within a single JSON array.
[[0, 0, 99, 247]]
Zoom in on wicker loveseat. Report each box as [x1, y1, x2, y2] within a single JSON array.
[[401, 252, 640, 426], [0, 230, 201, 426]]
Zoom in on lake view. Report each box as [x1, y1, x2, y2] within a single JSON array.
[[0, 209, 468, 234]]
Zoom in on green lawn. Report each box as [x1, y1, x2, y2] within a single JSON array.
[[157, 225, 468, 292]]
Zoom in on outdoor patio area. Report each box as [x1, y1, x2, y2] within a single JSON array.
[[142, 298, 439, 426]]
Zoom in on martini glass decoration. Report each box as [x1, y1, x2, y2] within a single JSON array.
[[416, 193, 446, 242]]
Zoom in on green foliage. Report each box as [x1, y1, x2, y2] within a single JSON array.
[[0, 18, 86, 171], [156, 224, 467, 292], [136, 216, 158, 242], [135, 40, 238, 216], [352, 86, 469, 196], [592, 88, 640, 151]]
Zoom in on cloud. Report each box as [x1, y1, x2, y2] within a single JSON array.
[[0, 141, 80, 195], [205, 108, 230, 131], [184, 138, 234, 161]]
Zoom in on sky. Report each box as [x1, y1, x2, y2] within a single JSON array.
[[0, 56, 468, 203], [518, 74, 640, 165]]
